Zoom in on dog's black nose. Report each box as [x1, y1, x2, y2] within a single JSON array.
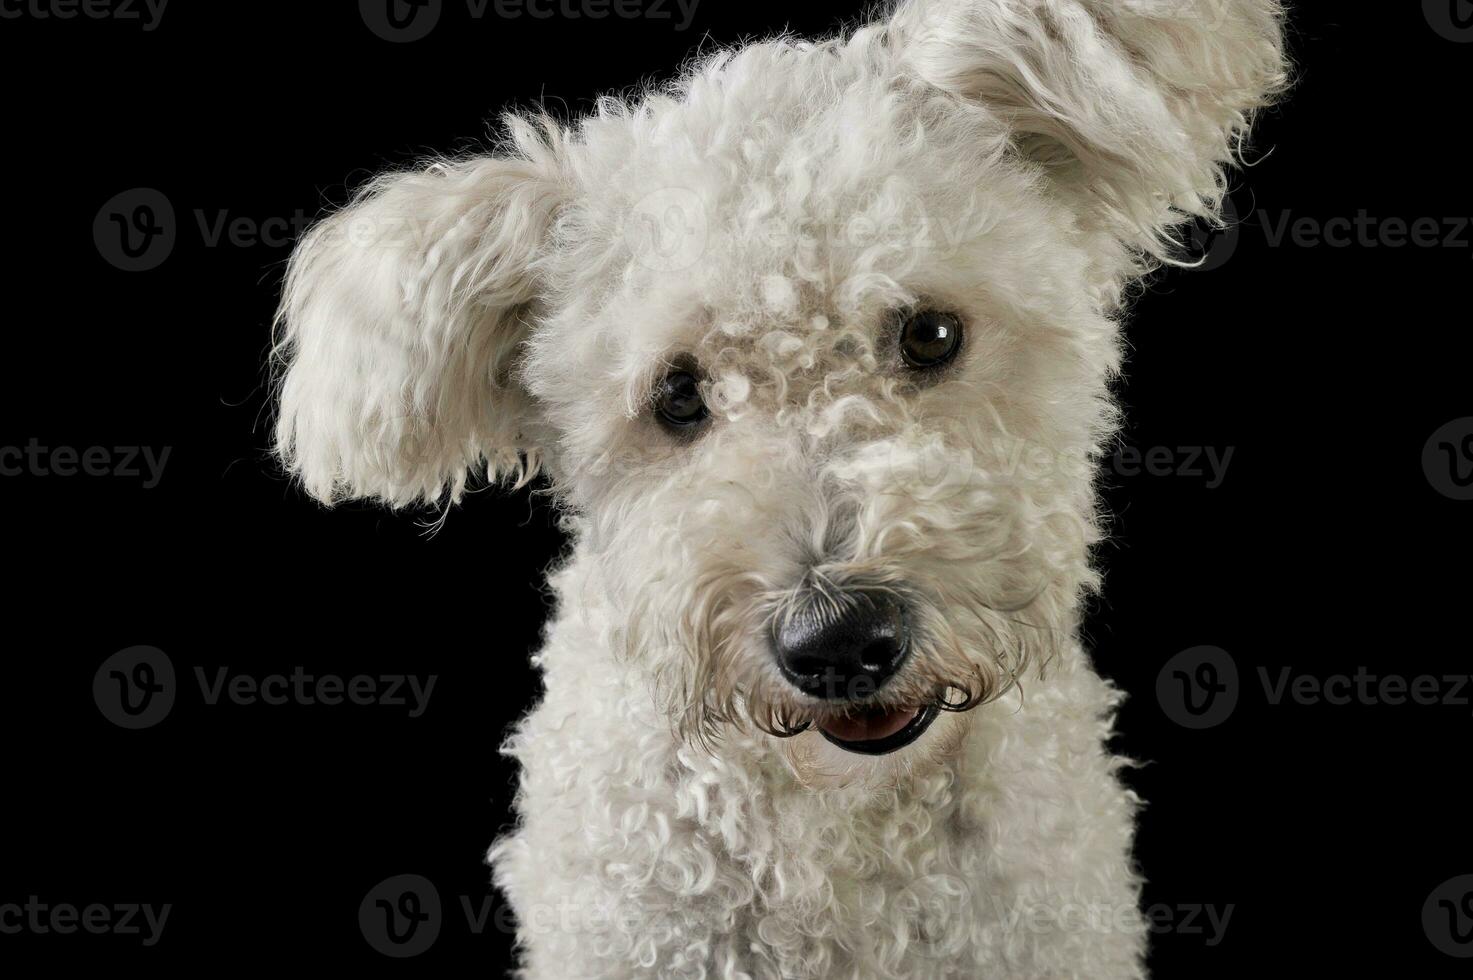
[[773, 594, 911, 701]]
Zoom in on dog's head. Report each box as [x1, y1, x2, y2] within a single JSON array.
[[273, 0, 1285, 781]]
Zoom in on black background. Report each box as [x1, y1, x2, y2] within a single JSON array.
[[3, 1, 1469, 975]]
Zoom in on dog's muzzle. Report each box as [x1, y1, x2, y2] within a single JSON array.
[[769, 591, 948, 755], [773, 592, 911, 701]]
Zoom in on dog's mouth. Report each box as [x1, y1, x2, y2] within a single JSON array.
[[816, 704, 939, 755]]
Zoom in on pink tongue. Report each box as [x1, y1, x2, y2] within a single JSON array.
[[819, 707, 919, 743]]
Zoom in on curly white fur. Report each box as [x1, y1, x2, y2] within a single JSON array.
[[271, 1, 1287, 976]]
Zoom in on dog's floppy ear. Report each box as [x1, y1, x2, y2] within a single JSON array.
[[887, 0, 1287, 258], [273, 122, 564, 507]]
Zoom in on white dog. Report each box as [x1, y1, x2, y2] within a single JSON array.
[[272, 1, 1286, 975]]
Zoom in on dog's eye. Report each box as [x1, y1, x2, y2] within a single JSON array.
[[655, 370, 708, 429], [899, 311, 963, 369]]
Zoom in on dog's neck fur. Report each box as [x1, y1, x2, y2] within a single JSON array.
[[492, 549, 1136, 978]]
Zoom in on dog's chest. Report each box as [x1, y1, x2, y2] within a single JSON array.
[[653, 746, 989, 974]]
